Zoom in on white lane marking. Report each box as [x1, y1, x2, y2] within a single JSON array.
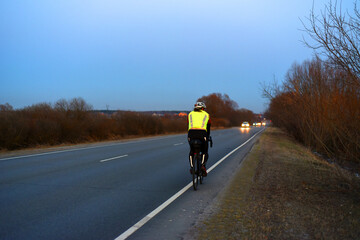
[[173, 143, 184, 146], [0, 134, 185, 162], [100, 155, 128, 163], [114, 128, 265, 240], [115, 182, 193, 240], [0, 146, 103, 161]]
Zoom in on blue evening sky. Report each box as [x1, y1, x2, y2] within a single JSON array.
[[0, 0, 355, 113]]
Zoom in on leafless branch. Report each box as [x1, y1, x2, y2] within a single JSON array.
[[301, 0, 360, 87]]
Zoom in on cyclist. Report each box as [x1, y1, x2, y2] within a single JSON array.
[[187, 101, 211, 176]]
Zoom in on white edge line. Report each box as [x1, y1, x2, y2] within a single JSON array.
[[0, 146, 102, 161], [173, 143, 184, 146], [114, 128, 265, 240], [0, 134, 184, 162], [100, 155, 128, 163], [115, 182, 193, 240]]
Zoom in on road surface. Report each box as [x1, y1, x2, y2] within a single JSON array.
[[0, 127, 264, 240]]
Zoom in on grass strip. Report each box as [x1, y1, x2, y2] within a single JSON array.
[[196, 127, 360, 240]]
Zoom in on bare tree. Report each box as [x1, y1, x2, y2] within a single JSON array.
[[0, 103, 13, 111], [69, 97, 93, 112], [54, 99, 69, 112], [302, 0, 360, 87], [261, 76, 283, 100]]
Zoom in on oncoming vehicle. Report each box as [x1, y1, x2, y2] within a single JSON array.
[[256, 122, 262, 127], [241, 121, 250, 128]]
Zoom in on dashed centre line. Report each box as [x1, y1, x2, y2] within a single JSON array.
[[100, 155, 128, 163], [173, 143, 184, 146]]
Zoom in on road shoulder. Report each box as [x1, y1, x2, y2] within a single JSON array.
[[193, 127, 360, 239]]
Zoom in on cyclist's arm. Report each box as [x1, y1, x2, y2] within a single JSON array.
[[207, 118, 211, 138]]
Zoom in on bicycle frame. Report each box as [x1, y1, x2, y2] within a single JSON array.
[[190, 147, 204, 190]]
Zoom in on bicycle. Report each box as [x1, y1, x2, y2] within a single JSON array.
[[189, 136, 212, 191]]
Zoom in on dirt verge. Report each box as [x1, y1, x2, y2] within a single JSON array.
[[195, 127, 360, 239]]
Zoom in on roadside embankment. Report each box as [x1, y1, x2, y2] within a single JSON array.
[[195, 127, 360, 239]]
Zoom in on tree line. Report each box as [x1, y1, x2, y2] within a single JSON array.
[[0, 94, 255, 150], [198, 93, 256, 127], [264, 0, 360, 171]]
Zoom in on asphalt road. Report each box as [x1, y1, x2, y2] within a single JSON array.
[[0, 127, 264, 240]]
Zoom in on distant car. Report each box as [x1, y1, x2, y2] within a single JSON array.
[[256, 122, 261, 127], [262, 122, 266, 126], [241, 122, 250, 128], [253, 122, 256, 126]]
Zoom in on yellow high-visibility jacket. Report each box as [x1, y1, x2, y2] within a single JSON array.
[[188, 110, 210, 131]]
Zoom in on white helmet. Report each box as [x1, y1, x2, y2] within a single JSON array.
[[194, 102, 206, 109]]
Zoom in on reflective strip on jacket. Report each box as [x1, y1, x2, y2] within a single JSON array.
[[188, 110, 209, 131]]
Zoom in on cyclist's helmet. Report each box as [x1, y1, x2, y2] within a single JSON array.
[[194, 102, 206, 110]]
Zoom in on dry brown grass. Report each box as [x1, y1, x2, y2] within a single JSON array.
[[196, 127, 360, 240]]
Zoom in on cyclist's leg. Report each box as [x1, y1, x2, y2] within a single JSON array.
[[188, 137, 195, 173], [201, 138, 208, 176], [201, 137, 209, 165]]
